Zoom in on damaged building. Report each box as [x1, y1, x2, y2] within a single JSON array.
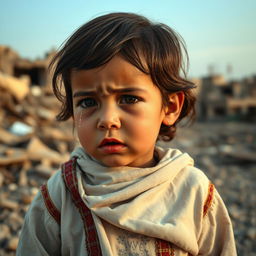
[[0, 45, 54, 87], [194, 74, 256, 121]]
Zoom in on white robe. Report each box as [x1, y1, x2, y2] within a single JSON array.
[[17, 146, 237, 255]]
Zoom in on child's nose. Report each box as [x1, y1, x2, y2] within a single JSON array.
[[97, 106, 121, 130]]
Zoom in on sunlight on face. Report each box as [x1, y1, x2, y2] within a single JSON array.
[[71, 56, 168, 167]]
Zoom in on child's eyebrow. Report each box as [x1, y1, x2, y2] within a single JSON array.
[[73, 88, 145, 97]]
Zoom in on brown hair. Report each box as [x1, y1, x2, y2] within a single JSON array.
[[50, 12, 196, 141]]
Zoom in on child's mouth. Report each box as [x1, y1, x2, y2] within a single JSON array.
[[99, 138, 126, 153]]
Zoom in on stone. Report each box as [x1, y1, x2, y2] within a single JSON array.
[[9, 121, 34, 136], [0, 224, 11, 240], [8, 183, 18, 191], [0, 172, 3, 187], [7, 236, 19, 251], [247, 227, 256, 240], [0, 148, 28, 165], [0, 72, 29, 101], [0, 196, 19, 210], [21, 193, 34, 205], [27, 137, 64, 165], [33, 164, 54, 179]]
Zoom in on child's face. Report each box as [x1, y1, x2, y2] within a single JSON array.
[[71, 56, 173, 168]]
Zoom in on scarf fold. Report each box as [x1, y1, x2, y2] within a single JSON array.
[[71, 146, 203, 255]]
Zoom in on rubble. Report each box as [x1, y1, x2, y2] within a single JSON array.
[[0, 72, 30, 101], [195, 74, 256, 122], [0, 70, 255, 255], [0, 71, 74, 254], [219, 144, 256, 162]]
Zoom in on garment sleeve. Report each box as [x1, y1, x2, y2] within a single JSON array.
[[16, 191, 61, 256], [198, 188, 237, 256]]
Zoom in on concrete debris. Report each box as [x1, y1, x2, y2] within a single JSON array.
[[9, 121, 34, 136], [195, 74, 256, 122], [0, 72, 30, 101], [0, 71, 74, 254], [219, 144, 256, 162]]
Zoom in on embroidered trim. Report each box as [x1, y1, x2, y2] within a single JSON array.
[[156, 239, 175, 256], [203, 182, 214, 217], [40, 184, 61, 225], [62, 158, 102, 256]]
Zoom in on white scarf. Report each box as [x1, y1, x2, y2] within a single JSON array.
[[71, 146, 204, 255]]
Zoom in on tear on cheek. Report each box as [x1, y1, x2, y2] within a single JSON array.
[[78, 112, 83, 128], [73, 111, 84, 128]]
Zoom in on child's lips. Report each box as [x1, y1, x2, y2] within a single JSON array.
[[99, 138, 126, 153]]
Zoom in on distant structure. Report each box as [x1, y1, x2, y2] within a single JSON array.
[[1, 45, 256, 122], [193, 74, 256, 121], [0, 45, 55, 87]]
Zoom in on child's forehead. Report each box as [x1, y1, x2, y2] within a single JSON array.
[[72, 55, 143, 76], [70, 62, 162, 98], [70, 56, 153, 90]]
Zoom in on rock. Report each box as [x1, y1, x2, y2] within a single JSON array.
[[0, 148, 28, 165], [0, 224, 11, 240], [30, 187, 39, 196], [219, 144, 256, 162], [247, 227, 256, 240], [0, 128, 32, 146], [0, 196, 19, 210], [9, 121, 34, 136], [18, 161, 31, 186], [7, 236, 19, 251], [42, 126, 74, 142], [8, 212, 24, 230], [31, 86, 42, 97], [18, 168, 28, 187], [0, 172, 4, 187], [37, 107, 56, 121], [27, 137, 64, 165], [0, 72, 29, 101], [21, 193, 34, 205], [33, 164, 55, 179], [8, 183, 18, 191]]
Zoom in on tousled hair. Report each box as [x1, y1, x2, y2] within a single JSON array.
[[50, 12, 196, 141]]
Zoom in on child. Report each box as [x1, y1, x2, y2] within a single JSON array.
[[17, 12, 237, 255]]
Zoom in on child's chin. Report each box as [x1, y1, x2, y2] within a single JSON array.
[[98, 156, 131, 168]]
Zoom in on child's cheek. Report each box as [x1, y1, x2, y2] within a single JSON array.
[[74, 108, 95, 129], [74, 109, 85, 129]]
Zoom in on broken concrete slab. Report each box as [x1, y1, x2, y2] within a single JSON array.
[[0, 72, 30, 101], [26, 136, 67, 165]]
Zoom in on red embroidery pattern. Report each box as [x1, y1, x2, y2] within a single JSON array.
[[203, 182, 214, 217], [40, 184, 61, 225], [156, 239, 175, 256], [62, 159, 102, 256]]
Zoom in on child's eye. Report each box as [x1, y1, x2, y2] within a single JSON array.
[[119, 95, 140, 105], [77, 98, 97, 108]]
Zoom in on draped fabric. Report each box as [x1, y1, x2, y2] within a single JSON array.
[[71, 146, 206, 255]]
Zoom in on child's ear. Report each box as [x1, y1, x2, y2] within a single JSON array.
[[162, 92, 184, 126]]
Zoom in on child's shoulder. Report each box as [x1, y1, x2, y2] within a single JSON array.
[[44, 168, 66, 210], [44, 158, 79, 210], [181, 163, 212, 197], [47, 169, 64, 188]]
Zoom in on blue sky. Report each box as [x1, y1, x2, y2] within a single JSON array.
[[1, 0, 256, 79]]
